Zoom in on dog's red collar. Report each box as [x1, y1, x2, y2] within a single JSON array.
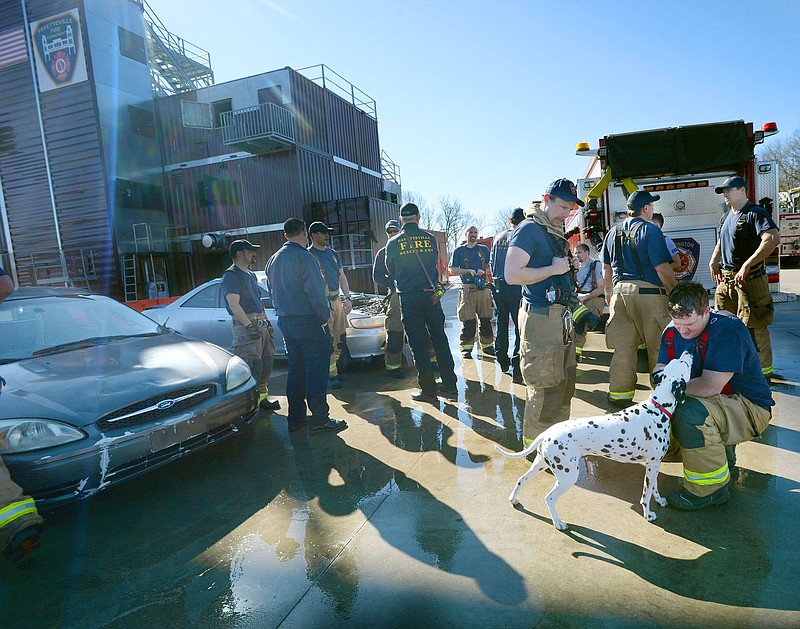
[[648, 398, 672, 419]]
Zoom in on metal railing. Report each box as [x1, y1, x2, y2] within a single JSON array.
[[297, 64, 377, 120], [219, 102, 296, 146], [381, 150, 401, 185], [142, 0, 213, 94]]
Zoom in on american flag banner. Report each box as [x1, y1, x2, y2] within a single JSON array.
[[0, 26, 28, 70]]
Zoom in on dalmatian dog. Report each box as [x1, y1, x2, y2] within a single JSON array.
[[495, 351, 692, 530]]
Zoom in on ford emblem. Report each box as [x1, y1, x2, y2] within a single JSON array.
[[157, 399, 176, 410]]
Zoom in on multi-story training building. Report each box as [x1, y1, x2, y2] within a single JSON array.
[[0, 0, 401, 301]]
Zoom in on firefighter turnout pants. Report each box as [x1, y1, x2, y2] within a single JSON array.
[[715, 269, 774, 376], [384, 291, 405, 372], [327, 291, 347, 378], [0, 457, 43, 556], [232, 313, 276, 400], [457, 285, 494, 353], [671, 393, 771, 497], [574, 294, 605, 358], [519, 303, 576, 444], [605, 281, 671, 404]]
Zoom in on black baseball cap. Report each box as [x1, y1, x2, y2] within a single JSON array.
[[308, 221, 334, 235], [545, 178, 584, 207], [714, 176, 747, 194], [627, 190, 660, 212], [229, 239, 260, 257], [385, 219, 401, 232], [399, 202, 420, 217], [511, 207, 525, 224]]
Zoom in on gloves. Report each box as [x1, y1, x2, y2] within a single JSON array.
[[245, 323, 260, 340]]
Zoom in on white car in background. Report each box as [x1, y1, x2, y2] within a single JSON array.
[[143, 273, 386, 370]]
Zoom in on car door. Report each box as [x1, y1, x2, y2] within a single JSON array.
[[177, 283, 232, 349]]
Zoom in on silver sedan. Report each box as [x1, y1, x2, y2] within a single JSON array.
[[142, 274, 387, 368]]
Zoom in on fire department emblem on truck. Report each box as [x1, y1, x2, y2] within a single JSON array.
[[33, 12, 80, 85], [672, 237, 700, 281]]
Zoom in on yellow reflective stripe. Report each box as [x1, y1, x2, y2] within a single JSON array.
[[460, 344, 473, 350], [608, 391, 635, 400], [386, 364, 402, 370], [637, 342, 647, 350], [572, 305, 588, 321], [522, 437, 534, 446], [575, 346, 583, 354], [762, 365, 773, 375], [0, 498, 38, 529], [684, 463, 730, 486], [480, 343, 493, 349]]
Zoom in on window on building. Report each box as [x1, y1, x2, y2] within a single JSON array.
[[118, 27, 146, 64], [258, 86, 283, 106], [198, 176, 240, 207], [212, 99, 233, 128], [180, 100, 213, 129], [129, 106, 156, 139]]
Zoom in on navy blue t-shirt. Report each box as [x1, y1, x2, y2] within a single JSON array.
[[658, 310, 773, 410], [386, 223, 439, 294], [601, 217, 672, 286], [308, 246, 342, 292], [450, 244, 490, 284], [221, 265, 263, 315], [490, 228, 514, 280], [719, 202, 778, 270], [507, 219, 572, 307]]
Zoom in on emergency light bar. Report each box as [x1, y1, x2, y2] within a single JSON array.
[[644, 180, 710, 192]]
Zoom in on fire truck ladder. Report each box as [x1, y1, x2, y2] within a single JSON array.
[[142, 0, 213, 95]]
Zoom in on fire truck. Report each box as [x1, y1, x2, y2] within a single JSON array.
[[779, 187, 800, 264], [566, 120, 785, 297]]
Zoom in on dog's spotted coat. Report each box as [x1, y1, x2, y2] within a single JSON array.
[[496, 352, 692, 530]]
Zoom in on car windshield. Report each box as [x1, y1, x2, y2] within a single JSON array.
[[0, 294, 163, 361]]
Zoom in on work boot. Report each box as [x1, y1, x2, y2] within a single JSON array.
[[482, 345, 496, 357], [511, 356, 523, 384], [497, 356, 510, 372], [411, 390, 439, 404], [259, 398, 281, 411], [327, 378, 342, 390], [667, 485, 730, 511], [385, 368, 406, 379], [3, 524, 43, 564]]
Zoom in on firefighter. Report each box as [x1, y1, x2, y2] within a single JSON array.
[[572, 242, 605, 361], [601, 190, 677, 407], [655, 282, 773, 510], [505, 179, 581, 444], [490, 208, 524, 382], [307, 222, 353, 390], [373, 220, 406, 378], [385, 203, 457, 403], [0, 266, 44, 563], [265, 218, 347, 434], [709, 176, 780, 378], [222, 239, 280, 412], [449, 226, 495, 358]]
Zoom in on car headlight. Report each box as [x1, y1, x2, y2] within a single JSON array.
[[0, 419, 85, 454], [225, 355, 252, 391], [349, 315, 386, 329]]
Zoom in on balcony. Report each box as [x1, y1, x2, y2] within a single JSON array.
[[219, 103, 296, 154]]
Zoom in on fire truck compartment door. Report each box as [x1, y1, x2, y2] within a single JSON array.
[[665, 227, 717, 290]]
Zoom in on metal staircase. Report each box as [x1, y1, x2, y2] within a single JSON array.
[[142, 0, 213, 95]]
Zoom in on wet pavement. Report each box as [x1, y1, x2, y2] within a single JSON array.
[[2, 278, 800, 628]]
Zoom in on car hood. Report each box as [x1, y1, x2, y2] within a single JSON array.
[[0, 334, 233, 427]]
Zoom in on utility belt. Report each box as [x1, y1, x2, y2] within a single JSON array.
[[721, 264, 766, 282], [522, 302, 574, 344], [327, 289, 341, 302], [233, 312, 268, 327], [461, 281, 487, 291], [613, 283, 667, 296], [522, 302, 566, 315]]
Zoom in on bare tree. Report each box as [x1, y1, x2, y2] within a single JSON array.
[[760, 128, 800, 191], [434, 195, 481, 254], [489, 207, 516, 236], [401, 190, 436, 229]]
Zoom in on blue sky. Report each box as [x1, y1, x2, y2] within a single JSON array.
[[146, 0, 800, 224]]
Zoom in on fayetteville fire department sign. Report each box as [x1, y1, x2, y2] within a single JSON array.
[[672, 237, 700, 282], [30, 9, 87, 93]]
